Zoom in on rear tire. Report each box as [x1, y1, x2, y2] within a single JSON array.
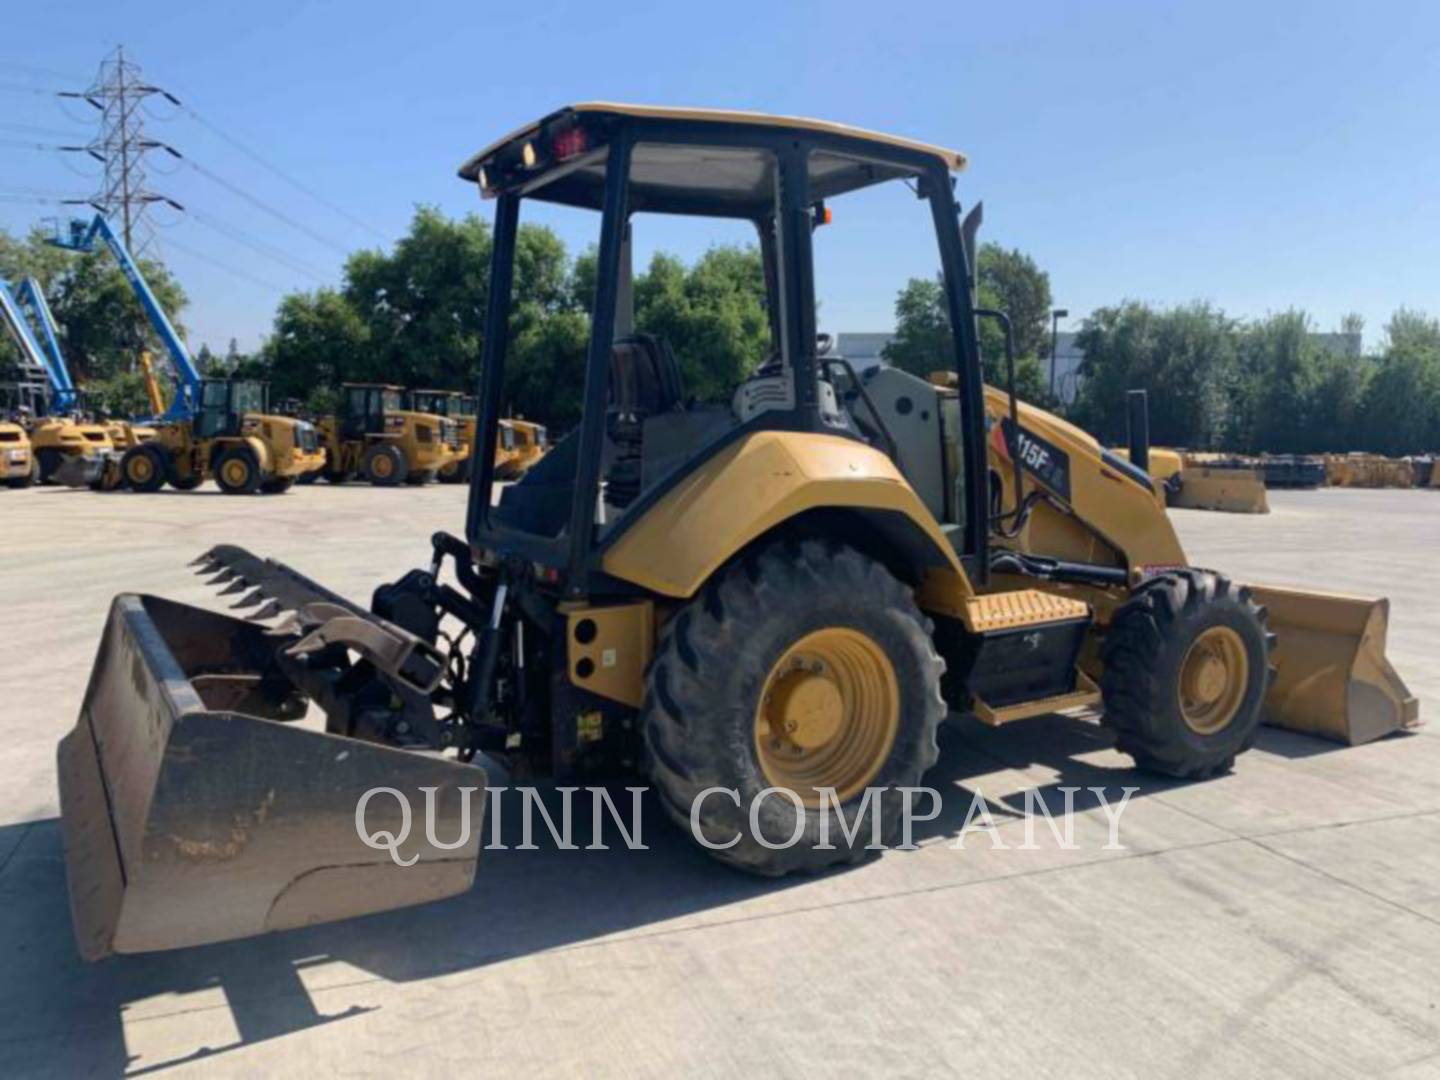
[[643, 540, 946, 876], [214, 448, 261, 495], [121, 445, 167, 493], [362, 443, 407, 486], [1101, 569, 1274, 779], [164, 457, 204, 490]]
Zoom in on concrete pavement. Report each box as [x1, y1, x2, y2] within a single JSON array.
[[0, 484, 1436, 1077]]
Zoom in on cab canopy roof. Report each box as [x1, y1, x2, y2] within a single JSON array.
[[344, 382, 404, 391], [458, 103, 967, 217]]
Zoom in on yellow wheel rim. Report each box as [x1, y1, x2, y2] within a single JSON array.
[[372, 453, 393, 477], [1178, 626, 1249, 735], [127, 455, 153, 484], [222, 459, 249, 487], [754, 627, 900, 806]]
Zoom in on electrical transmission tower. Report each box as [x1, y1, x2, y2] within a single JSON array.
[[59, 46, 183, 253]]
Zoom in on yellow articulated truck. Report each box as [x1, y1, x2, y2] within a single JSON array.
[[313, 383, 464, 486], [53, 104, 1418, 960]]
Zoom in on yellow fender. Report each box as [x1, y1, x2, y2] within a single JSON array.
[[603, 431, 965, 599]]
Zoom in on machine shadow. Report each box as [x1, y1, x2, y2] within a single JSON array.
[[0, 713, 1343, 1077]]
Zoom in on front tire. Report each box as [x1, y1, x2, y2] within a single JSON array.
[[405, 469, 436, 486], [438, 458, 472, 484], [362, 443, 408, 486], [215, 448, 262, 495], [260, 476, 295, 494], [644, 540, 945, 876], [1101, 569, 1274, 778], [120, 445, 167, 493]]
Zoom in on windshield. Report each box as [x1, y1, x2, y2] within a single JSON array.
[[382, 389, 402, 413], [233, 382, 266, 415]]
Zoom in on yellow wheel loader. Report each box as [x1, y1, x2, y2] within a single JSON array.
[[314, 383, 464, 486], [496, 416, 548, 478], [0, 419, 34, 487], [406, 388, 486, 484], [109, 378, 323, 494], [56, 106, 1419, 960], [23, 417, 114, 484]]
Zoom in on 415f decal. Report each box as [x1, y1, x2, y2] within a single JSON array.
[[992, 416, 1072, 501]]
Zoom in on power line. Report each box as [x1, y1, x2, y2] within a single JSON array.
[[174, 100, 389, 244], [181, 156, 351, 256], [0, 120, 85, 138], [159, 234, 289, 293], [181, 208, 329, 282]]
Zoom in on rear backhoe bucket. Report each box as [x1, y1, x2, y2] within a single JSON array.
[[1251, 584, 1420, 745], [1173, 467, 1270, 514], [57, 594, 484, 961]]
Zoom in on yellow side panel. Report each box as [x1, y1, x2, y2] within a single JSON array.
[[983, 387, 1186, 571], [603, 431, 966, 599], [565, 602, 655, 708]]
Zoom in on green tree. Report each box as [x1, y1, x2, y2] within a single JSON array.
[[976, 243, 1053, 362], [632, 245, 770, 405], [881, 241, 1056, 406], [0, 225, 187, 386], [264, 288, 372, 405], [1228, 311, 1320, 453], [1069, 301, 1237, 448], [1358, 309, 1440, 454], [342, 206, 495, 390]]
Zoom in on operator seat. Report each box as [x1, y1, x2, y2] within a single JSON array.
[[608, 333, 685, 416], [606, 333, 684, 506]]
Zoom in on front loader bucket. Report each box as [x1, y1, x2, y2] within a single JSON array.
[[51, 452, 107, 489], [1251, 584, 1420, 745], [57, 594, 484, 960], [1173, 467, 1270, 514]]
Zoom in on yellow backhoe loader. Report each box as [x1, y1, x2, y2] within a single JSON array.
[[313, 383, 464, 486], [56, 106, 1418, 961]]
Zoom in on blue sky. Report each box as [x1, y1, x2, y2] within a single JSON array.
[[3, 0, 1438, 353]]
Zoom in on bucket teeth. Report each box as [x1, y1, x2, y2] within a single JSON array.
[[231, 588, 267, 611], [247, 600, 285, 622], [189, 545, 363, 629]]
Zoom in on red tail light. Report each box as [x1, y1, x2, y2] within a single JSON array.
[[551, 127, 588, 162]]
